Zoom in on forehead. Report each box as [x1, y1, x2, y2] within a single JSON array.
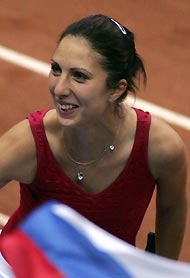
[[53, 35, 103, 70]]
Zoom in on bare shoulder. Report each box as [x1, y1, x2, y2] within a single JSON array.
[[148, 116, 187, 180], [0, 119, 35, 151], [0, 119, 36, 186], [43, 109, 60, 132]]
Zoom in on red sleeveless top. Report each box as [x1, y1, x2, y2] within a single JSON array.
[[2, 108, 155, 246]]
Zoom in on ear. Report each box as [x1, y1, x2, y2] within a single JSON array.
[[108, 79, 127, 102]]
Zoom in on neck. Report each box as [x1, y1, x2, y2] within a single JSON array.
[[63, 113, 123, 163]]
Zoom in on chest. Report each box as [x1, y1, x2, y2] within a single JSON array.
[[55, 142, 133, 194]]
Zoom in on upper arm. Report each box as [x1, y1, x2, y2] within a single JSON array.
[[148, 118, 187, 259], [148, 117, 187, 208], [0, 119, 37, 188]]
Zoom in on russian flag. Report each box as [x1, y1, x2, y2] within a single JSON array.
[[0, 201, 190, 278]]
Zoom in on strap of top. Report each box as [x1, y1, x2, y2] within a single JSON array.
[[27, 110, 50, 177], [27, 109, 49, 150], [132, 108, 152, 171]]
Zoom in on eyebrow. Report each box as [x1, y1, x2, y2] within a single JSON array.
[[50, 59, 57, 64], [50, 59, 93, 78]]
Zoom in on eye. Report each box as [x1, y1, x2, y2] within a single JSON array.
[[50, 62, 62, 76], [72, 70, 90, 83]]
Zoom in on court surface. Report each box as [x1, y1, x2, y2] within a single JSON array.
[[0, 0, 189, 261]]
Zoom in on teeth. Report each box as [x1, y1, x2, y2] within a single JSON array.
[[60, 104, 76, 111]]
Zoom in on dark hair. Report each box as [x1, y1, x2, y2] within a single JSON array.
[[58, 14, 147, 103]]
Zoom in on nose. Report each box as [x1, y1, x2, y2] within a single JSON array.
[[53, 74, 71, 97]]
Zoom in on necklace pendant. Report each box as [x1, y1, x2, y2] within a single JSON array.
[[109, 145, 115, 151], [77, 172, 84, 181]]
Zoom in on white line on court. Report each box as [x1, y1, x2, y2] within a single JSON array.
[[0, 213, 9, 226], [0, 45, 50, 76], [0, 45, 190, 130]]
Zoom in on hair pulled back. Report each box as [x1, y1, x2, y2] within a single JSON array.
[[58, 14, 146, 103]]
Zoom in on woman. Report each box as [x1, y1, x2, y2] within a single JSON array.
[[0, 14, 187, 269]]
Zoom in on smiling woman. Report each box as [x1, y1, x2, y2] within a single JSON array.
[[0, 14, 187, 276], [49, 35, 116, 127]]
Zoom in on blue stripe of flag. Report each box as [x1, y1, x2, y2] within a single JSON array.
[[19, 201, 133, 278]]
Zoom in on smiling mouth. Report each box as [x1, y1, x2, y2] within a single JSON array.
[[60, 104, 79, 111]]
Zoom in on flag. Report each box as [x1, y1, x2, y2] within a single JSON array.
[[1, 201, 190, 278]]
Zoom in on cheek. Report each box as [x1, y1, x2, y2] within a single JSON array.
[[48, 76, 55, 95], [84, 87, 110, 112], [86, 80, 108, 97]]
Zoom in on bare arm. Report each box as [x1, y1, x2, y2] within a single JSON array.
[[0, 119, 37, 188], [149, 118, 187, 260]]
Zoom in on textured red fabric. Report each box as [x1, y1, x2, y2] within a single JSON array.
[[0, 231, 65, 278], [2, 108, 155, 245]]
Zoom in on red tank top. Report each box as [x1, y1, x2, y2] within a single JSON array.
[[2, 108, 155, 246]]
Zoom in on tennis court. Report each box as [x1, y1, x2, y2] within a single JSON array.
[[0, 0, 189, 261]]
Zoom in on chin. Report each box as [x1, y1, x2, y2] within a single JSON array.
[[56, 113, 80, 128], [57, 116, 75, 127]]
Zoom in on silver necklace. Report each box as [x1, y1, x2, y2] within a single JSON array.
[[68, 144, 115, 182], [64, 118, 122, 182]]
